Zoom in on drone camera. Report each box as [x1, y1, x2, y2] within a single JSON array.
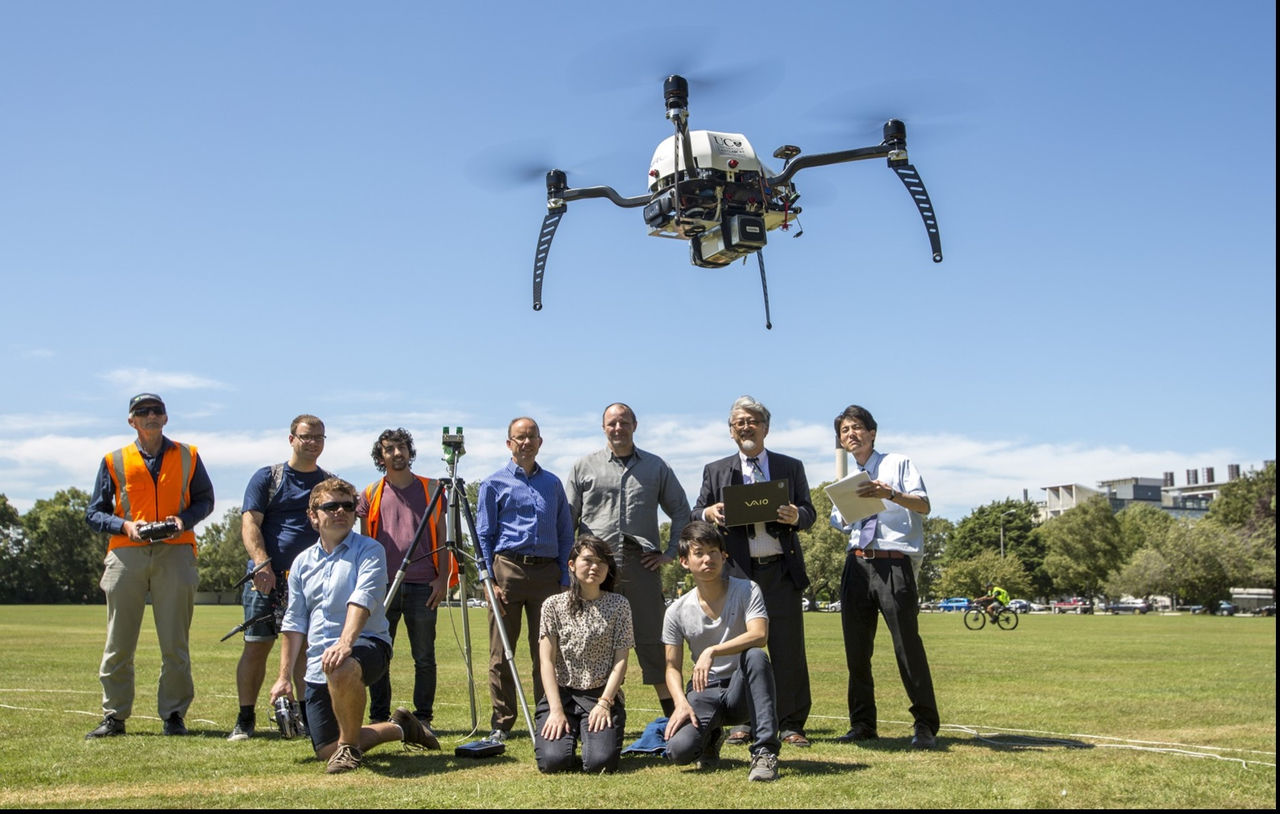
[[727, 214, 766, 250], [643, 189, 676, 228]]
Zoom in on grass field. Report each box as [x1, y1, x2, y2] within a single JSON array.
[[0, 605, 1273, 809]]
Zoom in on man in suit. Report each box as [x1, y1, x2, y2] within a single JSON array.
[[691, 395, 816, 748]]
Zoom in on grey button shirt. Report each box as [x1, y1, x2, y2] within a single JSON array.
[[566, 447, 691, 558]]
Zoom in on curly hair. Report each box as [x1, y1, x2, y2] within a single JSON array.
[[371, 427, 416, 473]]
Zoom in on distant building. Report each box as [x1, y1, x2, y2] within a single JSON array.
[[1038, 462, 1259, 521]]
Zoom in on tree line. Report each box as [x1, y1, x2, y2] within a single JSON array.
[[1, 463, 1272, 606]]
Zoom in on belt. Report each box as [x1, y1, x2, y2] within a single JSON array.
[[852, 548, 906, 560], [497, 553, 557, 566], [750, 554, 783, 566]]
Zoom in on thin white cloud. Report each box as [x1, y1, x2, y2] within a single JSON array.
[[98, 369, 229, 391]]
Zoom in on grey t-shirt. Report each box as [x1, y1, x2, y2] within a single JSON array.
[[661, 576, 768, 684]]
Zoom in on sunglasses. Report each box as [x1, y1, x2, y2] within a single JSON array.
[[131, 406, 166, 417], [316, 500, 356, 514]]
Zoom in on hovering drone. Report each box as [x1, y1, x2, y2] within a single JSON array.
[[531, 75, 943, 328]]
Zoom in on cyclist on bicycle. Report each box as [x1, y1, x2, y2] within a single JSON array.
[[974, 583, 1009, 621]]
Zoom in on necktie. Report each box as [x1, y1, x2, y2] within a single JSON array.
[[746, 457, 765, 483], [857, 515, 878, 550]]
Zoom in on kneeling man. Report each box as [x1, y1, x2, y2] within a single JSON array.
[[662, 520, 780, 782], [271, 477, 440, 773]]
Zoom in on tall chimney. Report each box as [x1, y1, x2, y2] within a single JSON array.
[[1186, 469, 1198, 485], [835, 449, 847, 480], [1204, 467, 1215, 483]]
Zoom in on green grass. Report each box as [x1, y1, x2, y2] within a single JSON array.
[[0, 606, 1273, 808]]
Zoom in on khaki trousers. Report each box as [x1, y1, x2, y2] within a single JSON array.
[[97, 543, 197, 720]]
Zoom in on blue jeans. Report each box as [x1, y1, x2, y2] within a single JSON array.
[[368, 582, 438, 723]]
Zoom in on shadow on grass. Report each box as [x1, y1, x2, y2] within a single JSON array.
[[957, 733, 1095, 752]]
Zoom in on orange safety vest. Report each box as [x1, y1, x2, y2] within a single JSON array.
[[363, 476, 458, 587], [105, 442, 199, 552]]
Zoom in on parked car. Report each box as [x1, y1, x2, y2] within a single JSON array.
[[826, 600, 842, 613], [1105, 600, 1151, 614], [1215, 602, 1238, 616], [1052, 597, 1094, 614], [1007, 599, 1031, 614], [1253, 604, 1276, 617], [938, 597, 971, 612]]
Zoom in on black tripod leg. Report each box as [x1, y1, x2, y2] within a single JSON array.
[[455, 486, 538, 737]]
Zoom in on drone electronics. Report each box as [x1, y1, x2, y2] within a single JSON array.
[[531, 74, 943, 328]]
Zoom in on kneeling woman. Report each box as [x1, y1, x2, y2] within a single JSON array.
[[534, 536, 633, 773]]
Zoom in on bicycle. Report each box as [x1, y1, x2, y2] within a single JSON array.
[[964, 605, 1018, 630]]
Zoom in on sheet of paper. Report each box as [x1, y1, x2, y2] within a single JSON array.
[[824, 470, 887, 523]]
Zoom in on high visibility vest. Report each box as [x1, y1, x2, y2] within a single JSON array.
[[364, 476, 458, 587], [105, 442, 199, 552]]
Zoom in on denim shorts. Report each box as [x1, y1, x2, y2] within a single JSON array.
[[241, 582, 282, 642]]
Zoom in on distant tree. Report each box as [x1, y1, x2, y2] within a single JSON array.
[[1160, 518, 1253, 607], [1207, 462, 1276, 537], [1206, 462, 1276, 590], [917, 516, 953, 600], [21, 487, 108, 603], [937, 549, 1032, 599], [1105, 546, 1172, 601], [1040, 496, 1124, 598], [0, 494, 40, 603], [943, 499, 1045, 596], [196, 506, 248, 592], [1116, 503, 1175, 559]]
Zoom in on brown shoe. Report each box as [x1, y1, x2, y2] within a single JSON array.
[[392, 707, 440, 750], [325, 743, 363, 774], [782, 732, 811, 748]]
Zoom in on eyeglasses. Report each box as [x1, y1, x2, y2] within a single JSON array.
[[731, 418, 762, 429], [131, 407, 165, 417], [508, 435, 539, 443], [294, 434, 326, 443], [316, 500, 355, 514]]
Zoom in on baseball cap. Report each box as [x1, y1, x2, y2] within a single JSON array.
[[128, 393, 166, 413]]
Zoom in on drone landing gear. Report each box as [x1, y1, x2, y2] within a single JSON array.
[[532, 208, 564, 311], [891, 163, 943, 263]]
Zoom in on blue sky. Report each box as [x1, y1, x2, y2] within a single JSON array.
[[1, 0, 1274, 523]]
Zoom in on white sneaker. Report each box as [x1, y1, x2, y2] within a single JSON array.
[[485, 729, 508, 744]]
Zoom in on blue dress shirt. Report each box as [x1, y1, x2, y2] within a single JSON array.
[[475, 460, 574, 585]]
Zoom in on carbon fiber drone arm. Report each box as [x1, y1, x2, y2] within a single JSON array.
[[764, 144, 892, 187], [532, 178, 649, 312]]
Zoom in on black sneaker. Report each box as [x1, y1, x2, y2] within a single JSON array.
[[85, 716, 125, 740], [227, 720, 254, 741], [163, 713, 188, 736], [835, 723, 879, 743]]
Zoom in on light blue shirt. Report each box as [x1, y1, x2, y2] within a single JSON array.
[[830, 450, 929, 558], [281, 530, 391, 685]]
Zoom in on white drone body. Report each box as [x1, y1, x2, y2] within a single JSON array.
[[643, 130, 800, 266]]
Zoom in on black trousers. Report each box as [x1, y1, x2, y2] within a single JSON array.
[[749, 558, 812, 735], [839, 551, 939, 735]]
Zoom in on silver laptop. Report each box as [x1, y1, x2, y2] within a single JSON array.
[[722, 479, 790, 527]]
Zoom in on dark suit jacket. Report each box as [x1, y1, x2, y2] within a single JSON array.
[[691, 449, 816, 591]]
